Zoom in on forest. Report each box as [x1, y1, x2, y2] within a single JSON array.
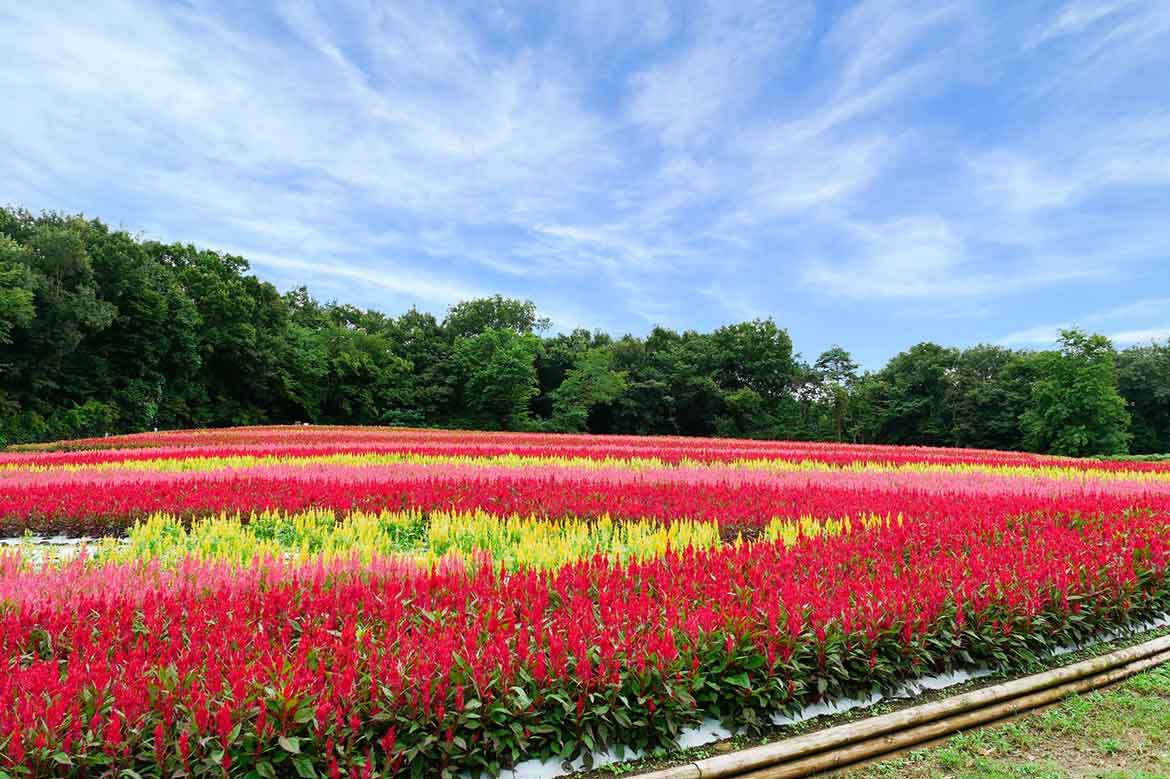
[[1, 206, 1166, 456]]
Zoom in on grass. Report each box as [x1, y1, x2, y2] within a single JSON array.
[[842, 662, 1170, 779]]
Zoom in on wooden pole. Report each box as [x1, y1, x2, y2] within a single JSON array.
[[736, 648, 1170, 778], [631, 634, 1170, 779]]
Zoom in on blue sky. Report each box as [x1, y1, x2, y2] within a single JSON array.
[[2, 1, 1169, 367]]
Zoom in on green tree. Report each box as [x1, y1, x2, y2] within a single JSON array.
[[598, 335, 676, 435], [155, 243, 294, 427], [0, 212, 118, 441], [709, 319, 800, 437], [549, 348, 627, 431], [391, 307, 455, 425], [534, 328, 611, 420], [710, 319, 797, 402], [714, 387, 773, 438], [318, 326, 412, 424], [662, 330, 725, 437], [946, 345, 1038, 451], [69, 226, 201, 431], [0, 236, 35, 344], [1021, 329, 1130, 456], [443, 295, 550, 340], [1115, 341, 1170, 454], [810, 346, 859, 441], [860, 343, 959, 445], [4, 204, 1158, 456], [452, 327, 542, 429]]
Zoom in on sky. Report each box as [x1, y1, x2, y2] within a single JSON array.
[[2, 1, 1169, 367]]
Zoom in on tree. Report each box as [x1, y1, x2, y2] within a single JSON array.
[[535, 328, 609, 420], [810, 346, 859, 441], [443, 295, 550, 340], [317, 326, 412, 424], [1115, 341, 1170, 454], [156, 243, 294, 427], [714, 387, 773, 438], [708, 319, 800, 438], [3, 216, 117, 395], [661, 331, 725, 437], [0, 236, 35, 344], [946, 345, 1037, 451], [0, 212, 119, 442], [391, 307, 455, 425], [710, 319, 797, 402], [1021, 329, 1130, 456], [598, 335, 676, 435], [72, 225, 201, 431], [549, 348, 627, 431], [861, 343, 959, 445], [452, 327, 542, 429]]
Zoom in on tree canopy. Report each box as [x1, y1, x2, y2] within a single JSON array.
[[1021, 329, 1131, 456], [0, 207, 1162, 457]]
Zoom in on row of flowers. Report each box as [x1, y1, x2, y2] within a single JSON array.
[[8, 452, 1170, 495], [5, 463, 1170, 537], [82, 509, 723, 570], [10, 425, 1170, 472]]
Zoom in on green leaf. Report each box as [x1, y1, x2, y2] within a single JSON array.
[[726, 672, 751, 689], [52, 753, 73, 766], [256, 761, 277, 779], [293, 757, 318, 778], [279, 735, 301, 754]]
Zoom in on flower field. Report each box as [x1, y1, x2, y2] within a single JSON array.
[[4, 427, 1170, 778]]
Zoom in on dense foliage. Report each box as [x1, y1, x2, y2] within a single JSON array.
[[2, 207, 1163, 456]]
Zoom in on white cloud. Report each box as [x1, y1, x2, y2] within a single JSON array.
[[997, 297, 1170, 347], [802, 216, 1103, 299], [626, 2, 811, 148], [997, 324, 1069, 347], [1030, 0, 1136, 45], [212, 249, 485, 308], [826, 0, 961, 95], [1110, 326, 1170, 345], [2, 0, 1167, 341], [966, 114, 1170, 217], [1090, 298, 1170, 322], [999, 323, 1170, 348]]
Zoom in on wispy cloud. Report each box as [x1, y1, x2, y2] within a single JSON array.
[[966, 114, 1170, 216], [1, 0, 1168, 360], [242, 251, 486, 307], [1110, 326, 1170, 345], [999, 297, 1170, 347], [802, 216, 1104, 299]]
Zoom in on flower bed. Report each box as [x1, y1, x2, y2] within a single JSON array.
[[2, 426, 1170, 777]]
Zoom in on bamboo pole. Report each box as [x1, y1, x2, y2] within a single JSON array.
[[632, 634, 1170, 779], [735, 648, 1170, 778]]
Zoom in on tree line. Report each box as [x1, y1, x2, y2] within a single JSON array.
[[1, 207, 1167, 456]]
